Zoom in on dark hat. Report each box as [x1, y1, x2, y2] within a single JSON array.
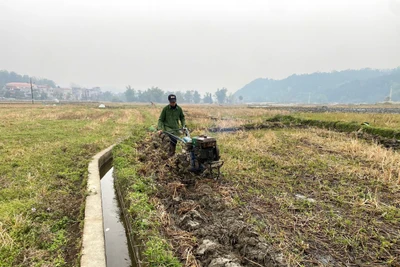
[[168, 94, 177, 102]]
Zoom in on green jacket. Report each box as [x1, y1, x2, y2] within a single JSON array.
[[157, 104, 185, 135]]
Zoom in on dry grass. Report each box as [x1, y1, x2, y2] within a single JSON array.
[[0, 222, 13, 248], [297, 112, 400, 130], [217, 128, 400, 265], [309, 129, 400, 184]]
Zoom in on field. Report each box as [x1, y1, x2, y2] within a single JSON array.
[[115, 106, 400, 266], [0, 104, 146, 266], [1, 104, 400, 266]]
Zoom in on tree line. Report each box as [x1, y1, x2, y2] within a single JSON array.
[[0, 70, 57, 88], [1, 69, 240, 104], [117, 86, 238, 104]]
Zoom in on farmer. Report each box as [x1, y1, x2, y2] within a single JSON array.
[[157, 94, 186, 156]]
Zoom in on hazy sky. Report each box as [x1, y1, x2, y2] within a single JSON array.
[[0, 0, 399, 93]]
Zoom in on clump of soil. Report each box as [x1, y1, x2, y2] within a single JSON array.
[[137, 133, 281, 266]]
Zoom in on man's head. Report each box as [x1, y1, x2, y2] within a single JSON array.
[[168, 94, 177, 106]]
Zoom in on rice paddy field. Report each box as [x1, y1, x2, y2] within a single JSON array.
[[1, 103, 399, 266]]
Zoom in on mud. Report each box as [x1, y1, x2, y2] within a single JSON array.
[[137, 134, 282, 267]]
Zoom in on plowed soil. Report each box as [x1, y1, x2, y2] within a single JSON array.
[[135, 129, 400, 267], [136, 134, 282, 267]]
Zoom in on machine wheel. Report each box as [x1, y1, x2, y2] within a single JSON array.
[[214, 147, 220, 161]]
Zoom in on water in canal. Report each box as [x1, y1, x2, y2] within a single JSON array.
[[101, 164, 133, 267]]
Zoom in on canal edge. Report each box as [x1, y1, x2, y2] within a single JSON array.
[[80, 145, 115, 267]]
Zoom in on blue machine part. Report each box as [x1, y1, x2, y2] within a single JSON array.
[[182, 136, 192, 143]]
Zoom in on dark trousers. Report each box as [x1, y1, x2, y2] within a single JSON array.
[[168, 136, 178, 156]]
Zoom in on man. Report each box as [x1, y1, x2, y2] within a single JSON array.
[[157, 94, 186, 156]]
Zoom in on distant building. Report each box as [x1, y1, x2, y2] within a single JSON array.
[[6, 82, 30, 88], [53, 87, 73, 100], [81, 87, 102, 100], [37, 85, 54, 98], [72, 87, 84, 100], [6, 82, 36, 91], [5, 82, 38, 98]]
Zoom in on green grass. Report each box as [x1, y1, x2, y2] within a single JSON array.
[[0, 104, 144, 266], [113, 127, 181, 267]]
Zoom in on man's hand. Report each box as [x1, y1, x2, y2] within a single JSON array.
[[157, 130, 163, 135]]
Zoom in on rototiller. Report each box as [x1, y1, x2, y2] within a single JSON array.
[[163, 128, 224, 178]]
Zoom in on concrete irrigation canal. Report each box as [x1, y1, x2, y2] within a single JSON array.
[[101, 163, 136, 267], [80, 146, 140, 267]]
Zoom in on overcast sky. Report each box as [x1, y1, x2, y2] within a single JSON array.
[[0, 0, 399, 93]]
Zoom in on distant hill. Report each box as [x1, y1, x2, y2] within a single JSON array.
[[234, 68, 400, 104], [0, 70, 57, 88]]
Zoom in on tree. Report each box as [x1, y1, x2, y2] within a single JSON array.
[[203, 92, 213, 104], [226, 93, 235, 104], [66, 93, 72, 100], [33, 78, 56, 88], [0, 88, 6, 97], [125, 85, 136, 102], [4, 91, 12, 98], [15, 90, 25, 99], [33, 90, 41, 100], [112, 96, 121, 102], [193, 90, 201, 104], [391, 82, 400, 101], [184, 90, 194, 103], [215, 88, 228, 104], [140, 87, 164, 103], [137, 90, 143, 102], [163, 91, 174, 102], [54, 92, 63, 100], [100, 91, 114, 102], [40, 92, 48, 100], [174, 91, 185, 103], [0, 70, 57, 89]]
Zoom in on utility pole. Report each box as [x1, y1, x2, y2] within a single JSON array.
[[30, 78, 34, 104]]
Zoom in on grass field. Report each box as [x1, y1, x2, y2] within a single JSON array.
[[0, 104, 146, 266], [1, 103, 400, 266]]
